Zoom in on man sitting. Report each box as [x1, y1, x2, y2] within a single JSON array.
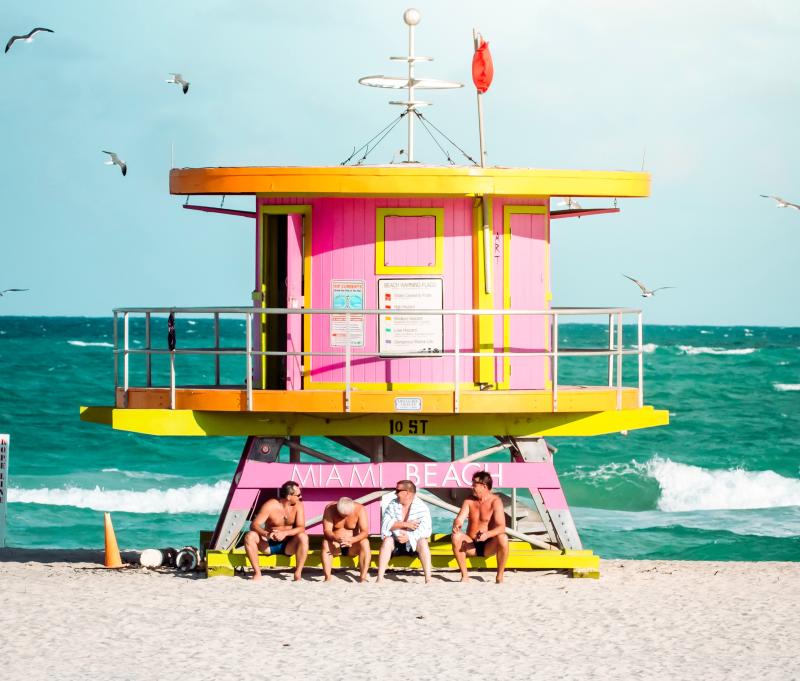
[[321, 497, 372, 583], [243, 480, 309, 582], [377, 479, 433, 583], [451, 471, 509, 583]]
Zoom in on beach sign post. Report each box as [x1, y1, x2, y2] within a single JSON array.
[[0, 434, 9, 548]]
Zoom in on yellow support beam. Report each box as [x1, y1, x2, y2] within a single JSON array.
[[81, 405, 668, 437]]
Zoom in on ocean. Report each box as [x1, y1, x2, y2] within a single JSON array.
[[1, 316, 798, 561]]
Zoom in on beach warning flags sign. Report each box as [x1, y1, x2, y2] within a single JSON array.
[[472, 39, 494, 93]]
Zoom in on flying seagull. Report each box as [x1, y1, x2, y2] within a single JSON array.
[[5, 27, 54, 53], [623, 274, 675, 298], [558, 197, 582, 210], [166, 73, 189, 94], [0, 288, 29, 296], [102, 151, 127, 176], [760, 195, 800, 211]]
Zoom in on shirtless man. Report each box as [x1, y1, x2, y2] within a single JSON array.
[[451, 471, 509, 583], [243, 480, 309, 582], [321, 497, 371, 582]]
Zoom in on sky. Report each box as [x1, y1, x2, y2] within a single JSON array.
[[0, 1, 798, 325]]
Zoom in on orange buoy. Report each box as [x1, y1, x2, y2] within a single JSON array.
[[103, 512, 123, 568]]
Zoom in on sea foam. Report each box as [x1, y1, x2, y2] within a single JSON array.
[[8, 481, 229, 514], [677, 345, 756, 356], [773, 383, 800, 392], [647, 457, 800, 512], [67, 340, 113, 348]]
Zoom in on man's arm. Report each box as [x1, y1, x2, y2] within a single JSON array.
[[480, 496, 507, 540], [381, 499, 399, 538], [452, 499, 470, 533], [284, 501, 307, 537], [349, 505, 370, 544], [321, 505, 338, 542], [410, 501, 432, 540], [249, 500, 274, 540]]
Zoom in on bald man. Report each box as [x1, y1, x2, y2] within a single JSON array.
[[321, 497, 372, 582]]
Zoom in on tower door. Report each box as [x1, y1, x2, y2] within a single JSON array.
[[507, 210, 548, 389], [258, 213, 304, 390]]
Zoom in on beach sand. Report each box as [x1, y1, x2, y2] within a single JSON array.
[[1, 549, 797, 681]]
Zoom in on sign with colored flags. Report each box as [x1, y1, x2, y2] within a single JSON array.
[[472, 39, 494, 93]]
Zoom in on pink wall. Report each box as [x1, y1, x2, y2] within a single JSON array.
[[256, 196, 550, 390]]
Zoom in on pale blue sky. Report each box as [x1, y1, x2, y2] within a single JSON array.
[[1, 1, 798, 325]]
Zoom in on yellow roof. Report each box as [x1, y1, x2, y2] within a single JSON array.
[[169, 165, 650, 198]]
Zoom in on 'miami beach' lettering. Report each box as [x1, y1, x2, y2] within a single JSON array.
[[404, 462, 504, 487]]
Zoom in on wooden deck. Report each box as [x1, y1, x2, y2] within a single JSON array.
[[205, 535, 600, 578], [117, 385, 640, 414]]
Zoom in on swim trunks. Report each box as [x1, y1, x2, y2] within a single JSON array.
[[392, 541, 417, 557], [474, 540, 487, 558], [267, 539, 287, 555]]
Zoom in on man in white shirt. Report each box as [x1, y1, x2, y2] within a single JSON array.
[[377, 479, 433, 583]]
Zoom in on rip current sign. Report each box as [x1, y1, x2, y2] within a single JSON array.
[[0, 434, 8, 548]]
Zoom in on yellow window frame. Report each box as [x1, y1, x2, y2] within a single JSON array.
[[375, 207, 444, 274]]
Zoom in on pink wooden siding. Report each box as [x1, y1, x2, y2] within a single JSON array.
[[259, 197, 474, 385], [384, 215, 436, 267], [286, 213, 303, 389], [492, 199, 549, 389], [509, 211, 548, 388]]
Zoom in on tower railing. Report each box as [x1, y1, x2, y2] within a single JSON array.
[[112, 306, 645, 413]]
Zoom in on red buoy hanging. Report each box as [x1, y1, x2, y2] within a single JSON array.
[[472, 39, 494, 93]]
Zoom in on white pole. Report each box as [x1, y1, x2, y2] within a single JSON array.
[[407, 18, 416, 162]]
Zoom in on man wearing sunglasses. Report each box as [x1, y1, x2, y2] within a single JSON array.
[[451, 471, 509, 583], [377, 479, 433, 583], [243, 480, 309, 582], [320, 497, 372, 582]]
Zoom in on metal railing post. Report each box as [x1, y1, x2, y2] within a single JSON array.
[[113, 311, 118, 392], [214, 312, 220, 387], [145, 312, 151, 388], [345, 311, 351, 413], [123, 313, 129, 401], [454, 312, 460, 413], [616, 311, 623, 409], [552, 313, 559, 412], [169, 351, 176, 409], [245, 312, 253, 411], [637, 311, 644, 408], [608, 313, 614, 387]]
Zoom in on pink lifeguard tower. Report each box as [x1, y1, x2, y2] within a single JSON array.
[[81, 9, 668, 578]]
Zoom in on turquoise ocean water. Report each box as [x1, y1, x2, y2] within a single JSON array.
[[1, 316, 798, 560]]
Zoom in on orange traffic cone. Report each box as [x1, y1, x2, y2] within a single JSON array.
[[104, 512, 123, 568]]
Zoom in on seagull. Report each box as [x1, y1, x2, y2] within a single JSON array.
[[0, 288, 29, 296], [760, 195, 800, 211], [166, 73, 189, 94], [558, 197, 582, 210], [102, 151, 127, 176], [623, 274, 675, 298], [5, 27, 54, 53]]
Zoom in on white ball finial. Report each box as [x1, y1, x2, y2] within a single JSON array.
[[403, 8, 421, 26]]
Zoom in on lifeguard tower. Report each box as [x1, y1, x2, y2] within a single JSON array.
[[81, 9, 668, 578]]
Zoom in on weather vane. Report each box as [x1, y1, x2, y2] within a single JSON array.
[[358, 8, 462, 163]]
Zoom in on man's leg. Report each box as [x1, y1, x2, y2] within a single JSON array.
[[243, 531, 263, 581], [357, 538, 371, 583], [320, 537, 334, 582], [286, 532, 309, 581], [450, 531, 474, 582], [483, 534, 510, 584], [416, 538, 432, 584], [376, 536, 395, 583]]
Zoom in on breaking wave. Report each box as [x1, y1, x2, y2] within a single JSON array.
[[773, 383, 800, 392], [67, 340, 113, 348], [677, 345, 756, 356], [8, 481, 229, 514]]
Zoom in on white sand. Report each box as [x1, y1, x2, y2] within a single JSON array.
[[1, 550, 798, 681]]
